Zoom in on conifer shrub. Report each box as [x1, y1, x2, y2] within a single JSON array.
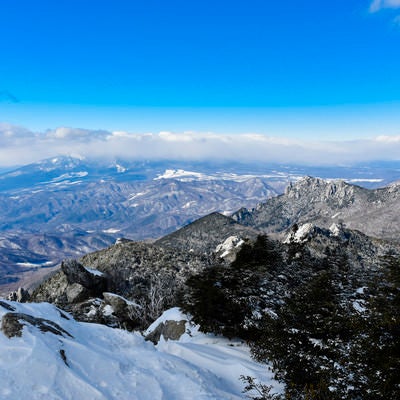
[[182, 232, 400, 399], [181, 235, 282, 339]]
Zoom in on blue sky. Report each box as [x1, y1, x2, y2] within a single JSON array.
[[1, 0, 400, 165]]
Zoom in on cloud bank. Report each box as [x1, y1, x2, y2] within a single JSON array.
[[0, 123, 400, 167]]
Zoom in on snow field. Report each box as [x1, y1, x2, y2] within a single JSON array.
[[0, 303, 281, 399]]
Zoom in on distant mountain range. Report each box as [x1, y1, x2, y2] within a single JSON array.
[[2, 156, 400, 194], [1, 155, 400, 292]]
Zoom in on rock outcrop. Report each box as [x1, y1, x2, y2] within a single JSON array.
[[1, 312, 72, 339], [145, 320, 187, 344], [31, 240, 215, 329], [61, 260, 107, 293], [155, 212, 258, 255], [32, 260, 107, 307], [7, 287, 30, 303], [28, 177, 400, 335], [232, 176, 400, 242]]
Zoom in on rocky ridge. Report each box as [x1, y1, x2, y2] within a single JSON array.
[[155, 212, 259, 254], [232, 176, 400, 242], [29, 212, 262, 329]]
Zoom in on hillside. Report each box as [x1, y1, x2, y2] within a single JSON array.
[[155, 212, 260, 254]]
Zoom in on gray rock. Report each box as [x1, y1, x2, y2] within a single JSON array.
[[66, 283, 90, 304], [32, 260, 105, 306], [145, 320, 187, 344], [115, 237, 132, 245], [61, 260, 106, 293], [7, 287, 30, 303], [30, 270, 69, 306], [1, 312, 72, 339], [0, 301, 16, 311], [232, 176, 400, 243], [103, 292, 130, 316], [1, 313, 24, 338]]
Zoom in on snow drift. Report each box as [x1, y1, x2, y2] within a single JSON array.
[[0, 302, 280, 399]]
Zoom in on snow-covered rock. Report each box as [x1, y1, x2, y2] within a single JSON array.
[[215, 235, 245, 262], [329, 223, 346, 239], [284, 223, 315, 244], [144, 308, 188, 344], [6, 287, 30, 303]]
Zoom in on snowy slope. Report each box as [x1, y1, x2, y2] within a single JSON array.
[[0, 303, 280, 399]]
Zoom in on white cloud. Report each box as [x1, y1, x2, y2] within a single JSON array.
[[46, 127, 109, 140], [370, 0, 400, 12], [0, 123, 33, 141], [376, 134, 400, 142], [158, 131, 195, 142], [0, 123, 400, 167]]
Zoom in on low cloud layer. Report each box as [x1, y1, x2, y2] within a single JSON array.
[[0, 123, 399, 167]]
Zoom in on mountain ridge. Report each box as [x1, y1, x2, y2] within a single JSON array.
[[232, 175, 400, 242], [2, 157, 400, 292]]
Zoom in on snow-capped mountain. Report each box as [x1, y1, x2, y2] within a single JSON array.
[[2, 156, 400, 194], [0, 157, 281, 290], [0, 156, 151, 193]]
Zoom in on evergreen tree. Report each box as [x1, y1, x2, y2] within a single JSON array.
[[349, 254, 400, 399], [182, 265, 249, 338], [181, 235, 282, 339], [251, 270, 351, 399]]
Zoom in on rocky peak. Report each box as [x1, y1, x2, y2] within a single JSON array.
[[232, 176, 400, 242], [387, 180, 400, 193], [285, 176, 355, 205], [283, 222, 348, 245]]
